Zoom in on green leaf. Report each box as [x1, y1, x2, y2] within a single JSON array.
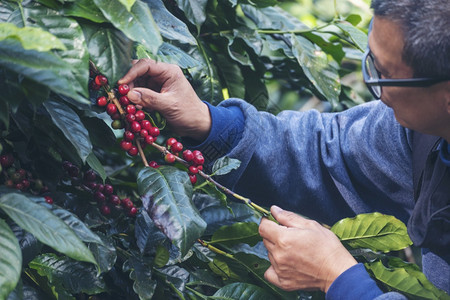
[[63, 0, 108, 23], [22, 5, 90, 98], [146, 0, 196, 45], [43, 100, 92, 163], [291, 35, 341, 107], [29, 253, 106, 295], [0, 219, 22, 300], [241, 5, 309, 31], [135, 210, 166, 254], [123, 256, 157, 300], [137, 166, 206, 256], [88, 233, 117, 274], [154, 244, 170, 268], [366, 259, 450, 299], [86, 152, 106, 183], [331, 212, 413, 252], [335, 21, 368, 52], [81, 21, 133, 85], [215, 54, 245, 99], [213, 282, 274, 300], [93, 0, 162, 55], [135, 43, 200, 69], [212, 157, 241, 176], [0, 193, 96, 265], [174, 0, 207, 30], [117, 0, 136, 11], [0, 39, 88, 104], [302, 31, 345, 64], [211, 222, 261, 247], [0, 23, 66, 52], [345, 14, 362, 26]]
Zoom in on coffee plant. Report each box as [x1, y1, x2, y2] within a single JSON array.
[[0, 0, 448, 299]]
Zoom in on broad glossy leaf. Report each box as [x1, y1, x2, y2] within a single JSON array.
[[0, 219, 21, 300], [22, 5, 90, 97], [241, 5, 308, 31], [335, 21, 368, 52], [138, 166, 206, 256], [9, 221, 42, 266], [88, 233, 117, 273], [93, 0, 162, 54], [302, 31, 345, 64], [215, 54, 245, 99], [0, 39, 88, 104], [213, 282, 274, 300], [81, 21, 133, 85], [123, 256, 157, 300], [0, 23, 66, 52], [0, 193, 96, 265], [174, 0, 207, 29], [154, 244, 170, 268], [212, 156, 241, 176], [242, 68, 269, 111], [135, 210, 166, 254], [211, 222, 261, 247], [29, 254, 106, 294], [135, 43, 200, 69], [0, 2, 15, 23], [63, 0, 108, 23], [51, 206, 103, 244], [331, 212, 413, 252], [291, 35, 341, 107], [158, 265, 189, 291], [146, 0, 196, 45], [44, 100, 92, 163], [118, 0, 136, 11], [365, 260, 449, 299]]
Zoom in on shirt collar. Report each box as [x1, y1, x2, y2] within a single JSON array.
[[439, 139, 450, 166]]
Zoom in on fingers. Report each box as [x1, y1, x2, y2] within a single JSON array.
[[264, 266, 281, 287], [118, 58, 175, 86], [271, 205, 308, 228], [127, 87, 167, 112], [259, 217, 284, 243]]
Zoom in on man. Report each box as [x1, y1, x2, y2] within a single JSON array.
[[119, 0, 450, 298]]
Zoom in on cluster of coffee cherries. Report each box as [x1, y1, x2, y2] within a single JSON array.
[[89, 70, 205, 185], [62, 161, 137, 217], [1, 153, 52, 203], [91, 72, 160, 157]]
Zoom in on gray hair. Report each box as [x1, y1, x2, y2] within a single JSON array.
[[371, 0, 450, 78]]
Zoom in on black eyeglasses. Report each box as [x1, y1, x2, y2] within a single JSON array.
[[362, 49, 450, 99]]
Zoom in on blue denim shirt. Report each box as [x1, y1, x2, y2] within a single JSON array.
[[191, 99, 449, 299]]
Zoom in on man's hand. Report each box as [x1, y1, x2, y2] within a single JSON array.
[[259, 206, 357, 293], [118, 59, 211, 141]]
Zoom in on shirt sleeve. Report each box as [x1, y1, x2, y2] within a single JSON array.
[[201, 98, 415, 226]]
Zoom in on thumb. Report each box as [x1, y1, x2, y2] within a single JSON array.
[[127, 87, 165, 111], [271, 205, 306, 228]]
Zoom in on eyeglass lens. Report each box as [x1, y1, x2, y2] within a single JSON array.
[[365, 54, 382, 98]]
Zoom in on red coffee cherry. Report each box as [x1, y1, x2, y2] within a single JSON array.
[[193, 150, 202, 157], [111, 113, 121, 120], [0, 154, 14, 168], [135, 110, 145, 121], [128, 146, 138, 156], [103, 184, 113, 195], [128, 207, 138, 217], [21, 179, 30, 189], [171, 142, 183, 153], [193, 154, 205, 165], [118, 84, 130, 95], [123, 131, 135, 142], [100, 205, 111, 216], [149, 127, 160, 137], [94, 75, 108, 86], [84, 170, 97, 182], [96, 96, 107, 107], [188, 165, 198, 174], [126, 114, 136, 123], [166, 138, 177, 148], [106, 103, 118, 115], [197, 165, 203, 171], [120, 140, 133, 151], [189, 174, 197, 185], [149, 161, 159, 168], [164, 153, 176, 163], [90, 81, 101, 91], [94, 191, 106, 203], [139, 129, 148, 138], [44, 196, 53, 204], [109, 195, 121, 206], [130, 121, 141, 133], [182, 150, 194, 162], [121, 198, 134, 209], [145, 135, 154, 145], [141, 120, 151, 131], [119, 95, 130, 106], [126, 105, 136, 115]]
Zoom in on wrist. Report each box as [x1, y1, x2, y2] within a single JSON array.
[[323, 252, 358, 292], [187, 102, 212, 141]]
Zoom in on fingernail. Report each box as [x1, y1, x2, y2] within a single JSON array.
[[130, 90, 141, 99], [271, 205, 282, 214]]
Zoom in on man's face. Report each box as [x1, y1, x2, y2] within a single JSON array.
[[368, 16, 450, 140]]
